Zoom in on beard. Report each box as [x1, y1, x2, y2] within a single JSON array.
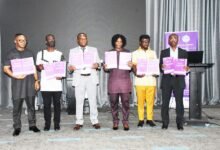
[[169, 41, 177, 47], [46, 41, 55, 47]]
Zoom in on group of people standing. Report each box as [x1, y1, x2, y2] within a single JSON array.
[[3, 32, 189, 136]]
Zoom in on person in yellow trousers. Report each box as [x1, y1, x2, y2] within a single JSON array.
[[132, 34, 157, 127]]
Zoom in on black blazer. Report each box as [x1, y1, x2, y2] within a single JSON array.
[[159, 48, 188, 89]]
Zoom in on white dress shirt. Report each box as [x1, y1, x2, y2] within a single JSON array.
[[170, 47, 178, 59]]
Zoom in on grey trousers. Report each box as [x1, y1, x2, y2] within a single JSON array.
[[12, 96, 36, 129]]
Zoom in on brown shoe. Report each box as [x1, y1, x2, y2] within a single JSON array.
[[73, 124, 83, 130], [93, 123, 101, 129], [123, 124, 129, 131]]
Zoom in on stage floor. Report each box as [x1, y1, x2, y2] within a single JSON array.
[[0, 107, 220, 150]]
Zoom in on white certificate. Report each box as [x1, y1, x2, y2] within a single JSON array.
[[119, 52, 132, 70], [105, 51, 117, 69]]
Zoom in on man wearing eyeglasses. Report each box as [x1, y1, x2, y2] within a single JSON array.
[[3, 33, 40, 136]]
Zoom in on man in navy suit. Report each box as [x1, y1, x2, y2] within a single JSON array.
[[159, 33, 189, 130]]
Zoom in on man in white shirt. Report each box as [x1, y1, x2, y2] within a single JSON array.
[[159, 33, 189, 130], [68, 33, 101, 130], [36, 34, 64, 131]]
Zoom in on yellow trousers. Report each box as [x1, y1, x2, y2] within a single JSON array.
[[136, 86, 156, 121]]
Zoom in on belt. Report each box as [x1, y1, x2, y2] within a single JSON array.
[[169, 74, 179, 77], [81, 74, 91, 76]]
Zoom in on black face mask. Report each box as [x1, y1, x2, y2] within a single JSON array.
[[46, 41, 55, 47]]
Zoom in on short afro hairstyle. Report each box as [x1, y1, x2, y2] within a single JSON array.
[[139, 34, 150, 42], [111, 34, 127, 48], [45, 34, 55, 41], [14, 33, 27, 40], [77, 32, 87, 39]]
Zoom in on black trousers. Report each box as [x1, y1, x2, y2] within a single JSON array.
[[12, 96, 36, 129], [161, 78, 184, 125], [41, 91, 62, 128]]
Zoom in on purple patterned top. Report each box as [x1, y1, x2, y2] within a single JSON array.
[[107, 49, 132, 94]]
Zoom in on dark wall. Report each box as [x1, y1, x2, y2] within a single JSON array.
[[1, 0, 146, 57], [0, 0, 146, 106]]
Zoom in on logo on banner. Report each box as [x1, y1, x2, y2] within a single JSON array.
[[165, 31, 198, 51], [182, 35, 190, 43]]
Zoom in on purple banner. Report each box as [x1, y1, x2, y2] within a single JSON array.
[[165, 31, 198, 51]]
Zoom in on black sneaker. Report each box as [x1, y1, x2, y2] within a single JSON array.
[[13, 128, 21, 136], [137, 120, 144, 127], [146, 120, 156, 127], [29, 126, 40, 132]]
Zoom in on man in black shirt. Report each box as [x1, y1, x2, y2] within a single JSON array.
[[3, 33, 40, 136]]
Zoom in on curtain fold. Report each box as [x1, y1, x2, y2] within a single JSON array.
[[1, 0, 219, 107], [146, 0, 220, 105]]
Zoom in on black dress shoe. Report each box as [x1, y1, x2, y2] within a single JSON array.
[[112, 124, 118, 130], [146, 120, 156, 127], [137, 120, 144, 127], [177, 123, 184, 130], [13, 128, 21, 136], [29, 126, 41, 132], [123, 124, 129, 131], [54, 126, 60, 131], [113, 126, 118, 130], [44, 127, 50, 131], [162, 124, 168, 130]]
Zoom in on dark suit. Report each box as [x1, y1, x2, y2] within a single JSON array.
[[159, 48, 188, 125]]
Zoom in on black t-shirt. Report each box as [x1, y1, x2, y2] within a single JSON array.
[[4, 48, 36, 100]]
